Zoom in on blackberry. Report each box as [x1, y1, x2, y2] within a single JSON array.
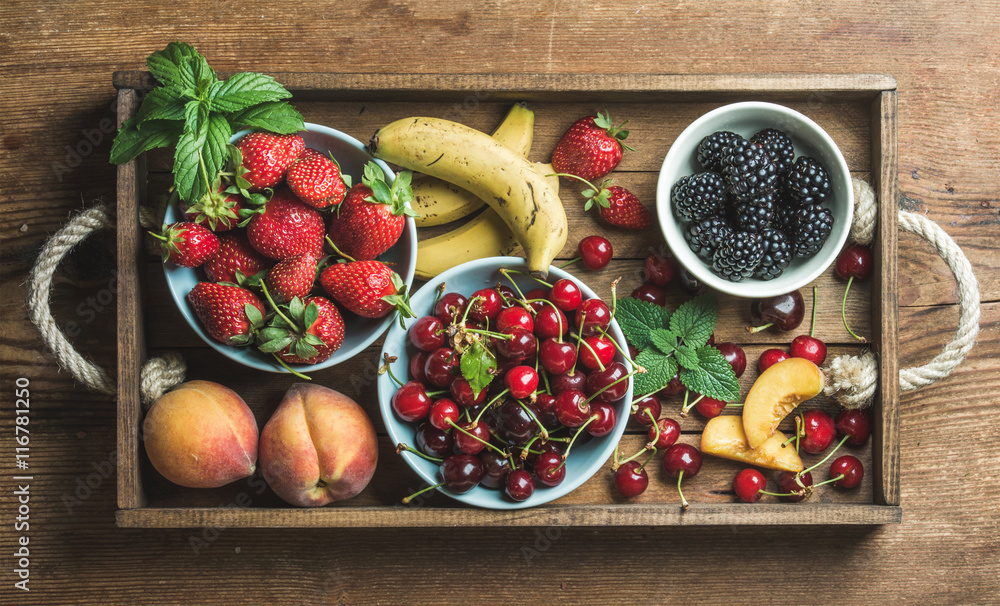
[[774, 203, 799, 235], [721, 138, 779, 201], [671, 172, 727, 222], [696, 131, 741, 173], [730, 192, 775, 233], [754, 227, 793, 280], [685, 215, 732, 262], [712, 230, 764, 282], [785, 156, 832, 205], [751, 128, 795, 175], [793, 204, 835, 258]]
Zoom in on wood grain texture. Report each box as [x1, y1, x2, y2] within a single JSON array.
[[2, 1, 999, 604]]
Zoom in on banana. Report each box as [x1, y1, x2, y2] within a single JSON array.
[[415, 165, 558, 280], [370, 119, 567, 278], [411, 103, 534, 227]]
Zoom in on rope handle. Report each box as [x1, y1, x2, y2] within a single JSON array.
[[25, 205, 185, 405]]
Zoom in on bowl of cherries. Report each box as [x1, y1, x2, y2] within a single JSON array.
[[377, 256, 634, 509]]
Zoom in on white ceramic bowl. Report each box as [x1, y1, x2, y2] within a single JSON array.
[[376, 257, 633, 509], [656, 102, 853, 298], [163, 123, 417, 373]]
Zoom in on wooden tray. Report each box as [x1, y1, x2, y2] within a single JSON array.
[[114, 73, 900, 527]]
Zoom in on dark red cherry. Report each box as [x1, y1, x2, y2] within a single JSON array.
[[529, 392, 559, 427], [757, 348, 790, 373], [550, 369, 586, 395], [554, 389, 591, 427], [504, 365, 539, 400], [658, 373, 684, 398], [586, 402, 617, 437], [714, 342, 747, 378], [830, 455, 864, 488], [835, 409, 872, 446], [644, 252, 675, 286], [749, 290, 805, 333], [428, 398, 460, 431], [415, 422, 453, 458], [478, 450, 511, 489], [835, 244, 874, 280], [496, 326, 537, 360], [524, 287, 549, 304], [468, 288, 502, 322], [733, 468, 766, 503], [424, 347, 460, 387], [776, 471, 813, 502], [497, 399, 537, 445], [434, 292, 467, 324], [449, 377, 486, 408], [576, 299, 611, 336], [578, 235, 613, 270], [391, 381, 432, 422], [800, 409, 836, 454], [408, 315, 445, 351], [662, 443, 702, 478], [495, 284, 519, 308], [549, 278, 583, 312], [409, 350, 430, 383], [790, 335, 827, 366], [631, 395, 661, 426], [585, 361, 630, 403], [505, 468, 536, 501], [539, 338, 577, 375], [579, 335, 615, 371], [532, 452, 566, 487], [647, 417, 680, 449], [441, 454, 484, 493], [695, 395, 727, 419], [453, 420, 491, 455], [631, 283, 666, 306], [534, 305, 569, 340], [614, 461, 649, 498], [496, 306, 534, 333]]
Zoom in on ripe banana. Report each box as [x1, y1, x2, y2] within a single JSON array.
[[415, 166, 558, 280], [411, 103, 534, 226], [370, 119, 567, 278]]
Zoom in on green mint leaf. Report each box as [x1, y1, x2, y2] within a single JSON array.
[[633, 348, 678, 396], [674, 343, 700, 370], [136, 86, 189, 122], [227, 101, 305, 134], [200, 112, 231, 195], [109, 117, 182, 164], [173, 100, 209, 202], [650, 328, 679, 356], [209, 72, 292, 113], [615, 298, 671, 350], [669, 292, 718, 349], [679, 346, 740, 402], [460, 339, 496, 395], [146, 42, 201, 92]]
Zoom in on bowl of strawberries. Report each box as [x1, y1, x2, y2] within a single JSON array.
[[159, 123, 417, 375]]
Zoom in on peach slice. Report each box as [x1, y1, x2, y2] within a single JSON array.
[[742, 357, 824, 449], [701, 415, 803, 472]]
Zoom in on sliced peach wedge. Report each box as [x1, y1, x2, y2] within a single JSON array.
[[701, 415, 804, 473], [742, 357, 824, 449]]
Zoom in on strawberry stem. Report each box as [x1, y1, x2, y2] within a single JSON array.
[[259, 281, 299, 330], [270, 353, 311, 380], [325, 236, 356, 263]]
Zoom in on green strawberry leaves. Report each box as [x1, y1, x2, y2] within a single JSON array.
[[361, 161, 419, 217], [592, 108, 636, 152]]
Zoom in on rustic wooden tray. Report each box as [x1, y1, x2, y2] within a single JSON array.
[[114, 73, 900, 527]]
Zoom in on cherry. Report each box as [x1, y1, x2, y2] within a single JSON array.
[[631, 283, 666, 306], [579, 335, 615, 371], [835, 244, 874, 280], [576, 299, 611, 336], [497, 399, 537, 445], [550, 369, 586, 395], [409, 316, 445, 351], [468, 288, 502, 322], [757, 348, 790, 373], [733, 468, 766, 503], [662, 443, 702, 509], [504, 365, 539, 400], [434, 292, 467, 324], [748, 290, 805, 333], [648, 417, 680, 449], [496, 284, 518, 308], [539, 338, 577, 375], [415, 422, 453, 458], [776, 470, 813, 502], [428, 398, 460, 431], [800, 409, 836, 454], [534, 305, 569, 340], [658, 373, 685, 398], [496, 306, 534, 333], [829, 455, 864, 488], [714, 342, 747, 378], [524, 287, 549, 304], [791, 335, 827, 366], [478, 450, 511, 489], [496, 326, 537, 360], [453, 420, 490, 455], [835, 409, 872, 446], [409, 350, 430, 383], [631, 395, 661, 426], [707, 332, 716, 346], [424, 347, 460, 387], [392, 381, 432, 422], [695, 396, 727, 419], [549, 278, 583, 312], [529, 392, 559, 427], [450, 377, 486, 408], [554, 389, 591, 427], [644, 252, 675, 287], [586, 402, 617, 437], [677, 266, 707, 295], [505, 468, 536, 501], [532, 452, 566, 487], [585, 361, 630, 403], [578, 235, 613, 270], [441, 454, 484, 493], [614, 461, 649, 497]]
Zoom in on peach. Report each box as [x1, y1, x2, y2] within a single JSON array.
[[700, 415, 803, 473], [143, 380, 258, 488], [259, 383, 378, 507], [742, 357, 824, 449]]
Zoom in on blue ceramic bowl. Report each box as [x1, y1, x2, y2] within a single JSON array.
[[163, 123, 417, 373], [377, 257, 633, 509]]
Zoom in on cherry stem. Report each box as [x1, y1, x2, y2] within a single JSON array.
[[746, 322, 774, 334], [810, 285, 818, 339], [401, 482, 443, 504], [758, 488, 804, 498], [812, 474, 846, 489], [324, 236, 356, 263], [425, 389, 448, 398], [800, 434, 851, 477], [724, 403, 743, 408], [520, 434, 541, 460], [270, 353, 312, 380], [637, 446, 658, 472], [447, 420, 506, 455], [630, 391, 659, 407], [599, 327, 634, 363], [677, 470, 689, 510], [502, 267, 553, 288], [465, 327, 512, 340], [540, 368, 552, 394], [380, 355, 404, 387], [474, 389, 510, 425], [557, 257, 581, 269], [432, 282, 446, 311], [534, 298, 566, 341], [644, 409, 661, 449], [609, 278, 620, 320], [569, 311, 587, 374], [395, 443, 443, 464], [460, 295, 481, 326], [681, 393, 705, 415], [583, 367, 640, 404], [499, 270, 532, 308], [794, 413, 802, 453], [841, 276, 867, 342], [557, 415, 596, 468], [516, 401, 550, 441], [578, 338, 607, 372]]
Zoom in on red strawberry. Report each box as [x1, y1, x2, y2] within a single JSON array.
[[187, 282, 266, 346], [246, 188, 326, 260], [551, 110, 635, 181], [204, 233, 273, 283], [286, 149, 349, 209], [599, 186, 652, 230], [257, 296, 345, 365], [236, 132, 305, 191], [183, 182, 242, 232], [264, 253, 317, 303], [320, 260, 413, 320], [152, 222, 220, 268], [328, 162, 415, 260]]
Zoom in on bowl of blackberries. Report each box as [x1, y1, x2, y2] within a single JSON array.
[[656, 102, 853, 298], [376, 257, 634, 509]]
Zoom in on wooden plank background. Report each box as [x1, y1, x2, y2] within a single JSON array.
[[1, 1, 998, 604]]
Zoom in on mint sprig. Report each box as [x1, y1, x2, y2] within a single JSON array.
[[110, 41, 305, 204], [617, 292, 739, 402]]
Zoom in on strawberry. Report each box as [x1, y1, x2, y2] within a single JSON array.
[[246, 188, 326, 260], [152, 222, 220, 268], [183, 182, 242, 232], [320, 260, 414, 321], [257, 296, 345, 365], [328, 162, 416, 260], [598, 185, 652, 230], [263, 253, 317, 304], [286, 149, 349, 209], [551, 110, 635, 181], [187, 282, 266, 346], [204, 233, 273, 284], [235, 132, 305, 191]]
